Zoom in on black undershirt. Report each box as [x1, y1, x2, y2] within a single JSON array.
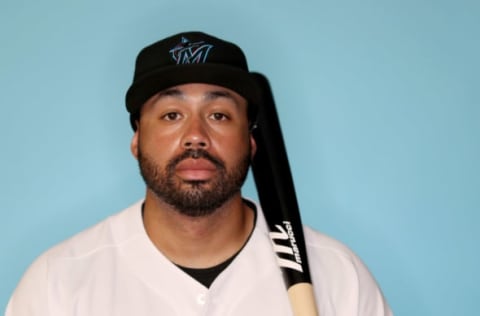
[[176, 199, 257, 288], [176, 254, 236, 288]]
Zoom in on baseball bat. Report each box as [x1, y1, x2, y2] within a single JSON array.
[[251, 73, 319, 316]]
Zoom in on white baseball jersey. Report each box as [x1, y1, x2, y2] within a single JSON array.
[[6, 200, 393, 316]]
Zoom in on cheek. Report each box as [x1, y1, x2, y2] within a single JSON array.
[[137, 129, 179, 161], [215, 131, 252, 159]]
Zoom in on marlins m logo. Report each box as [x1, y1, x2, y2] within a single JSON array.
[[169, 37, 214, 64]]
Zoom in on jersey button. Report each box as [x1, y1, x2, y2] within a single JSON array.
[[196, 293, 206, 305]]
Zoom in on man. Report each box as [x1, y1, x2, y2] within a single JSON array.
[[6, 31, 393, 315]]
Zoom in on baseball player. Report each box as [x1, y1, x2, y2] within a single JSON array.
[[6, 31, 393, 316]]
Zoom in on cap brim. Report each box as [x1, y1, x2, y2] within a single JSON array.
[[126, 63, 261, 115]]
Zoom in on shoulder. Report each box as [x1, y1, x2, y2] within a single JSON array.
[[303, 226, 360, 263], [248, 199, 392, 315], [41, 200, 143, 260], [303, 226, 375, 288], [5, 201, 144, 315]]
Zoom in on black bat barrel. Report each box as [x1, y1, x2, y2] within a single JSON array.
[[251, 73, 312, 288]]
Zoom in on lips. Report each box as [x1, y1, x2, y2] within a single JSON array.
[[175, 158, 217, 181]]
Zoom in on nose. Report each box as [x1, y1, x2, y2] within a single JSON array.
[[182, 117, 209, 149]]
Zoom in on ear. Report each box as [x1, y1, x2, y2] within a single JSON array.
[[249, 134, 257, 159], [130, 130, 139, 159]]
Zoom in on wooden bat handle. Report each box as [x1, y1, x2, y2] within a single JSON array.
[[287, 283, 319, 316]]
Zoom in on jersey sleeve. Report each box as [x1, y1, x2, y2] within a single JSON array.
[[350, 250, 393, 316], [304, 226, 393, 316], [5, 255, 50, 316]]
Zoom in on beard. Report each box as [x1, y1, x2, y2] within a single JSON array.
[[137, 146, 250, 217]]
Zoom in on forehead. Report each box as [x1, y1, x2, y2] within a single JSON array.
[[144, 83, 248, 107]]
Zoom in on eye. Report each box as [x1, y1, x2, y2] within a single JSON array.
[[162, 112, 182, 121], [210, 112, 229, 121]]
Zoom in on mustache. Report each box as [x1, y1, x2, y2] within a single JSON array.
[[168, 149, 225, 170]]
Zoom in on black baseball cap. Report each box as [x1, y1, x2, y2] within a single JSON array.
[[126, 31, 261, 129]]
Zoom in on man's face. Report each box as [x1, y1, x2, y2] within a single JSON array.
[[131, 83, 256, 217]]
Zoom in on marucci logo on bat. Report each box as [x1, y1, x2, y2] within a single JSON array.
[[269, 221, 303, 272]]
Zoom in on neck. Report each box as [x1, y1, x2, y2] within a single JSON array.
[[142, 190, 254, 268]]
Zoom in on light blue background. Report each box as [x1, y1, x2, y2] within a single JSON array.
[[1, 0, 479, 315]]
